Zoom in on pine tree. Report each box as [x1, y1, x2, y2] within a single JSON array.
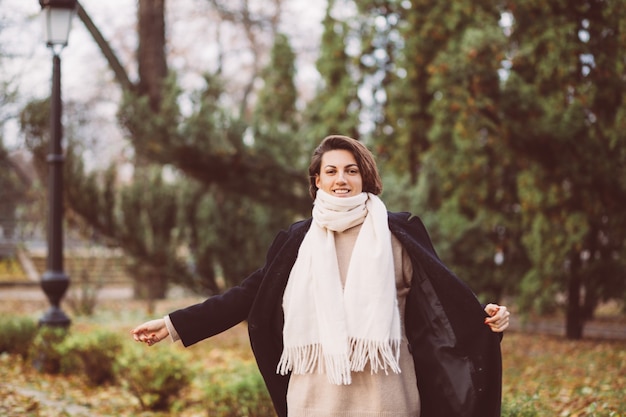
[[501, 0, 626, 338], [354, 0, 502, 182], [252, 33, 302, 165], [303, 0, 361, 143], [410, 5, 528, 300]]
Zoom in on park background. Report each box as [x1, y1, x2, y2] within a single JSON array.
[[0, 0, 625, 416]]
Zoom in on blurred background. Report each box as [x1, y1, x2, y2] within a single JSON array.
[[1, 0, 625, 340]]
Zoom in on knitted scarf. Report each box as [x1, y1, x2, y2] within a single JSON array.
[[277, 190, 401, 385]]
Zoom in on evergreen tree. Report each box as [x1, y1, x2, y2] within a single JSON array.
[[20, 3, 311, 295], [354, 0, 502, 182], [501, 0, 626, 338], [303, 0, 361, 143], [350, 0, 526, 299], [415, 20, 529, 301], [252, 33, 302, 166], [0, 139, 28, 239]]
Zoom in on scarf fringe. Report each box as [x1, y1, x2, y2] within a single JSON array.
[[277, 338, 401, 385], [277, 344, 325, 376], [349, 338, 402, 375]]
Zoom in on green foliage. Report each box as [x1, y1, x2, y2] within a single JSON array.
[[251, 31, 309, 212], [58, 68, 311, 297], [30, 326, 70, 374], [500, 0, 626, 335], [118, 73, 310, 213], [303, 1, 360, 142], [18, 98, 49, 179], [63, 329, 123, 386], [358, 0, 626, 333], [192, 189, 295, 289], [117, 343, 193, 411], [0, 140, 29, 239], [0, 315, 37, 359], [203, 361, 274, 417], [502, 396, 540, 417], [65, 263, 104, 317], [254, 34, 298, 133], [408, 14, 527, 300]]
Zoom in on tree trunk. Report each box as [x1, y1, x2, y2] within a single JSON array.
[[566, 253, 584, 339], [137, 0, 167, 111]]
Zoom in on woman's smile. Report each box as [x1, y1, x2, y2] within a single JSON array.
[[315, 149, 363, 198]]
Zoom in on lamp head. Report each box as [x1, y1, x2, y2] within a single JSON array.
[[39, 0, 77, 49]]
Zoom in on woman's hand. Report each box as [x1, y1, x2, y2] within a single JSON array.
[[484, 304, 510, 333], [131, 318, 169, 346]]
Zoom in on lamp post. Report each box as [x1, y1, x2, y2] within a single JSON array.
[[38, 0, 77, 328]]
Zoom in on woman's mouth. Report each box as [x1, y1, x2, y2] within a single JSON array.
[[333, 189, 351, 195]]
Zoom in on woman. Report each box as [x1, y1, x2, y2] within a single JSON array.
[[132, 135, 510, 417]]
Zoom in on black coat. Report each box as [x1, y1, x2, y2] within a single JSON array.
[[169, 212, 502, 417]]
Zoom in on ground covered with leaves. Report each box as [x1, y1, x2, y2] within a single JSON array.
[[0, 296, 625, 416], [502, 332, 626, 416]]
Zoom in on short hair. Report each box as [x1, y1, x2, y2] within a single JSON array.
[[308, 135, 383, 200]]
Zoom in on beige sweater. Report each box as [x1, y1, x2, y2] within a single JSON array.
[[286, 224, 421, 417]]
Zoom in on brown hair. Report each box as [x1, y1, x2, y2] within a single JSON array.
[[308, 135, 383, 199]]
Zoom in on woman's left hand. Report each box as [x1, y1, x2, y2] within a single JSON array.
[[484, 304, 510, 333]]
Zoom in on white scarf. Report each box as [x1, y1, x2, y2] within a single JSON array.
[[277, 190, 401, 385]]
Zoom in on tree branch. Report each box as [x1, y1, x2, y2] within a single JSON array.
[[76, 1, 134, 92]]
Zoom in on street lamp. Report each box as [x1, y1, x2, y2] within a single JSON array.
[[38, 0, 77, 328]]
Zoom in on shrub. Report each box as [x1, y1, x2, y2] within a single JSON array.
[[117, 343, 192, 411], [29, 325, 70, 374], [65, 267, 103, 317], [64, 329, 123, 386], [203, 361, 275, 417], [0, 315, 38, 359]]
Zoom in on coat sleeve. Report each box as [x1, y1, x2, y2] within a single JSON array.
[[169, 229, 291, 347]]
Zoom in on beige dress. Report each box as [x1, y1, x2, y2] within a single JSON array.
[[286, 224, 421, 417]]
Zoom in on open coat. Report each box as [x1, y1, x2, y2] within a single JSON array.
[[169, 212, 502, 417]]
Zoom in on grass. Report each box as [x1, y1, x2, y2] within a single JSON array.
[[1, 294, 625, 416]]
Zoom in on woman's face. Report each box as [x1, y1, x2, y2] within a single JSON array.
[[315, 149, 363, 198]]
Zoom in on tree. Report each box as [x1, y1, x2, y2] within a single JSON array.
[[252, 32, 302, 165], [501, 0, 626, 338], [0, 7, 28, 241], [302, 0, 361, 143], [0, 139, 29, 240], [50, 0, 310, 295], [354, 1, 504, 183], [415, 20, 529, 301], [347, 0, 626, 339], [347, 0, 528, 299]]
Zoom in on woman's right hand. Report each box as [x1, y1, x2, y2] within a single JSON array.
[[131, 318, 169, 346]]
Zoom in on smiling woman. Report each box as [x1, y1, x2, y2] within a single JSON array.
[[132, 134, 511, 417]]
